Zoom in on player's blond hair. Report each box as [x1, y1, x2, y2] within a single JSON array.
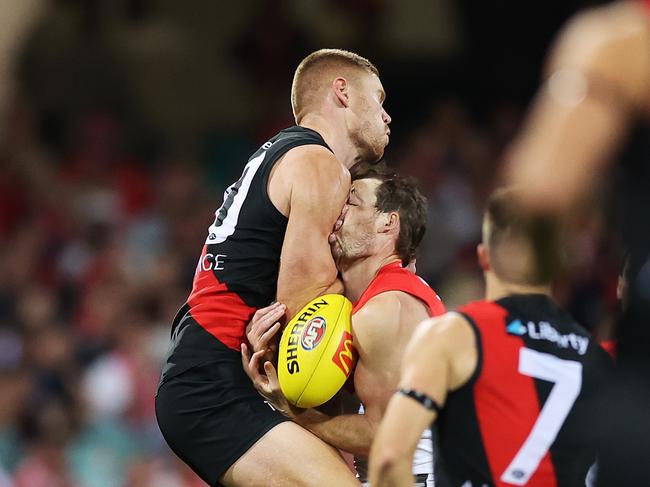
[[291, 49, 379, 123]]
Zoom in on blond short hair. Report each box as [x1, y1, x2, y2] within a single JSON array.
[[291, 49, 379, 122]]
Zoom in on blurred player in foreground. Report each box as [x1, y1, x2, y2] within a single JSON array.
[[156, 49, 391, 487], [369, 188, 612, 487], [243, 163, 445, 486], [505, 1, 650, 483]]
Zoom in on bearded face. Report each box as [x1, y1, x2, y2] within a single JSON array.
[[331, 179, 383, 265]]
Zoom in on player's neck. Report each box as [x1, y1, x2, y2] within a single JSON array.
[[339, 252, 401, 303], [299, 116, 359, 169], [485, 272, 552, 301]]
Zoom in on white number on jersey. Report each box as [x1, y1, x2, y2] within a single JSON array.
[[500, 347, 583, 485], [206, 151, 266, 244]]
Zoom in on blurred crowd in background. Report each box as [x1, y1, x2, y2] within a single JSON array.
[[0, 0, 620, 486]]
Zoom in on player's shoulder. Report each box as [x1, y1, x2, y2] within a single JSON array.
[[353, 291, 404, 328], [405, 312, 475, 359], [280, 144, 349, 181], [353, 290, 424, 336], [274, 143, 350, 207], [357, 283, 438, 315], [362, 265, 446, 316], [416, 312, 471, 340], [376, 264, 436, 295], [350, 292, 404, 357]]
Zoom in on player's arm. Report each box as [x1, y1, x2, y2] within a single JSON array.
[[369, 313, 476, 487], [505, 2, 650, 213], [290, 292, 405, 456], [276, 146, 350, 319]]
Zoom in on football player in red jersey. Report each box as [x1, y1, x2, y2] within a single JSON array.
[[370, 188, 611, 487], [244, 163, 445, 486]]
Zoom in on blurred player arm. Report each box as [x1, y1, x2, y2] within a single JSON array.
[[505, 2, 650, 213], [276, 146, 349, 318], [369, 312, 475, 487]]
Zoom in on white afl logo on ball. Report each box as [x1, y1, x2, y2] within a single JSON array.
[[301, 317, 327, 351]]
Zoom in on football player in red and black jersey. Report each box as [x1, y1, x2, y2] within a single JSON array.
[[155, 49, 391, 487], [369, 188, 612, 487], [505, 2, 650, 483]]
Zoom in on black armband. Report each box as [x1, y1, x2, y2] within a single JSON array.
[[398, 388, 441, 414]]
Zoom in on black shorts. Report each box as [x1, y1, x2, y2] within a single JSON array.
[[155, 346, 288, 486]]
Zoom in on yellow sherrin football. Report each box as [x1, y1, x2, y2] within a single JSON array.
[[278, 294, 356, 408]]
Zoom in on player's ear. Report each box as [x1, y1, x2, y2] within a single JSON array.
[[379, 211, 399, 235], [477, 243, 491, 272], [332, 77, 350, 108]]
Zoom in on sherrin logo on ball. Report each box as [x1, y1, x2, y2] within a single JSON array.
[[301, 317, 326, 350], [278, 294, 356, 408]]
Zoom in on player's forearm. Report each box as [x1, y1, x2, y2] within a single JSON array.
[[369, 394, 432, 487], [369, 453, 413, 487], [277, 265, 340, 318], [506, 91, 626, 213], [292, 408, 375, 457]]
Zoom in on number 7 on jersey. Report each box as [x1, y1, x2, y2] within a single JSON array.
[[501, 348, 583, 485]]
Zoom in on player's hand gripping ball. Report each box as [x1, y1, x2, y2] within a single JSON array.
[[278, 294, 357, 408]]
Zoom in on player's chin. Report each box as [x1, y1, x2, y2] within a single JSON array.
[[367, 145, 386, 164], [330, 240, 346, 262], [377, 136, 389, 155]]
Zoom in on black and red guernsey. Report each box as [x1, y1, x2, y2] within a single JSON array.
[[436, 294, 611, 487], [160, 126, 331, 382]]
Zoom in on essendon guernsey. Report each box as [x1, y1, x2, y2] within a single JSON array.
[[435, 294, 611, 487], [160, 126, 331, 383]]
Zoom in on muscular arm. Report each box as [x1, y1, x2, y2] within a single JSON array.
[[290, 406, 376, 457], [292, 292, 422, 457], [274, 146, 349, 318], [369, 313, 477, 487], [506, 2, 650, 213]]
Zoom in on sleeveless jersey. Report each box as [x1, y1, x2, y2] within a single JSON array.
[[353, 261, 446, 485], [161, 126, 331, 382], [435, 294, 611, 487], [352, 261, 446, 316]]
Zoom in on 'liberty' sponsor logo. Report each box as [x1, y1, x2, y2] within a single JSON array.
[[506, 319, 589, 355]]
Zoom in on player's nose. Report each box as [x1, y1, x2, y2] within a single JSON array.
[[382, 108, 391, 126]]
